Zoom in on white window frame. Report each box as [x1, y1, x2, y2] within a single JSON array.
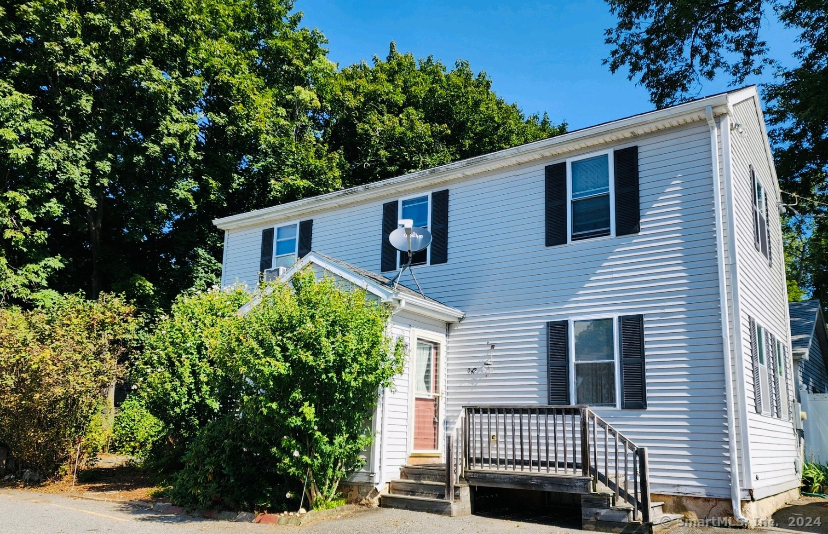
[[408, 327, 446, 456], [272, 220, 299, 270], [753, 176, 771, 261], [568, 314, 621, 409], [776, 339, 789, 420], [756, 323, 771, 416], [397, 191, 432, 269], [566, 149, 616, 244]]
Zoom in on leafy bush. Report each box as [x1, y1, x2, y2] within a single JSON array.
[[803, 462, 828, 494], [137, 271, 403, 509], [133, 286, 250, 473], [0, 293, 139, 477], [112, 397, 164, 459]]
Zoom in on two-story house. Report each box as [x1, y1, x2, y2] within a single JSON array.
[[214, 86, 799, 529]]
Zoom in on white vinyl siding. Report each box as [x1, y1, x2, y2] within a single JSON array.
[[220, 95, 793, 500], [728, 96, 798, 498]]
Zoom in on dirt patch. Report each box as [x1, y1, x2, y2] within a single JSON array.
[[0, 454, 163, 504]]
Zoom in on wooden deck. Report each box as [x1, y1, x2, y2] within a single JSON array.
[[464, 469, 592, 493]]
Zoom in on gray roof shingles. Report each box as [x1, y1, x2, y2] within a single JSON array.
[[789, 300, 822, 358]]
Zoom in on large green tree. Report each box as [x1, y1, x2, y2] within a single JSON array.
[[321, 43, 567, 187], [604, 0, 828, 304], [0, 0, 340, 308]]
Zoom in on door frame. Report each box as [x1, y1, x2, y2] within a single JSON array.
[[407, 327, 447, 457]]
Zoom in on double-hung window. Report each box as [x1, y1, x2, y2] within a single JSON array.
[[752, 166, 771, 262], [399, 194, 430, 266], [569, 152, 613, 240], [572, 317, 617, 407], [273, 223, 298, 269], [776, 339, 789, 419], [756, 323, 771, 415]]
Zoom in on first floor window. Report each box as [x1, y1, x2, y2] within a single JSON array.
[[400, 195, 430, 266], [776, 339, 789, 419], [274, 223, 298, 269], [573, 318, 616, 406], [757, 324, 771, 414], [571, 154, 611, 240]]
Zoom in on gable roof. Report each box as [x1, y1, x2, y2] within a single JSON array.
[[214, 87, 770, 231], [789, 300, 828, 364], [238, 251, 464, 323]]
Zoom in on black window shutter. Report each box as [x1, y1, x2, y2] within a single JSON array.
[[751, 167, 760, 252], [547, 321, 570, 405], [545, 163, 567, 247], [614, 146, 640, 236], [259, 227, 274, 274], [298, 219, 313, 258], [430, 189, 449, 265], [749, 316, 762, 413], [620, 314, 647, 409], [381, 201, 399, 272]]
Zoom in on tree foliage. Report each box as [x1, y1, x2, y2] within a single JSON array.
[[322, 43, 567, 187], [0, 293, 139, 477], [134, 271, 403, 510], [0, 0, 341, 309], [604, 0, 828, 307]]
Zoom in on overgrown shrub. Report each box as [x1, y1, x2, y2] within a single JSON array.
[[133, 286, 250, 473], [136, 271, 404, 509], [0, 293, 139, 477], [112, 397, 163, 459]]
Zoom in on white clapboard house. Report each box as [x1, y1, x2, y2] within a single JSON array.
[[214, 86, 799, 529]]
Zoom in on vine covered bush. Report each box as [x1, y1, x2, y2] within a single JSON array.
[[0, 293, 139, 477], [135, 271, 404, 510]]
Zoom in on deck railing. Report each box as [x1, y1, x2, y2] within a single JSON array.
[[453, 405, 651, 522]]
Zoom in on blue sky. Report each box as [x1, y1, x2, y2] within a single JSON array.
[[297, 0, 801, 130]]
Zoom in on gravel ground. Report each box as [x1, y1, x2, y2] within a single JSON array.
[[1, 487, 825, 534]]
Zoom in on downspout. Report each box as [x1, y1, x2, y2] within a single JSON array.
[[706, 106, 750, 525], [720, 111, 756, 490], [375, 387, 389, 492]]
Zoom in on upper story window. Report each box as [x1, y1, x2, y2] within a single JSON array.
[[570, 154, 612, 240], [751, 165, 772, 264], [274, 223, 298, 269], [399, 194, 430, 266]]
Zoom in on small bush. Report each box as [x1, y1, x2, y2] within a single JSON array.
[[802, 462, 828, 493], [0, 293, 139, 477], [112, 397, 163, 459]]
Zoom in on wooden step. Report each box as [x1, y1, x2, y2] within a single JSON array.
[[380, 493, 470, 517], [389, 479, 465, 500], [400, 464, 448, 483]]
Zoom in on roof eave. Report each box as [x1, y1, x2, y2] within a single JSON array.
[[214, 92, 738, 231]]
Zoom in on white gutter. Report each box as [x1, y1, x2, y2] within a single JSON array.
[[706, 106, 749, 525], [720, 111, 755, 492]]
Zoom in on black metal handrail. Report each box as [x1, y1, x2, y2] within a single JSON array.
[[453, 405, 651, 522]]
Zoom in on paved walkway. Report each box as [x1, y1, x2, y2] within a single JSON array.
[[1, 488, 824, 534]]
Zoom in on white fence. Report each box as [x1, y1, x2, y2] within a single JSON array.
[[801, 392, 828, 464]]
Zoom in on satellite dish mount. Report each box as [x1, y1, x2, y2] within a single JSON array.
[[388, 219, 432, 297]]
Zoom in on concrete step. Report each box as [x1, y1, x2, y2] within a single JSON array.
[[380, 493, 470, 517], [389, 479, 465, 500], [400, 464, 447, 483]]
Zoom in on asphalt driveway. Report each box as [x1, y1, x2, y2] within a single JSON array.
[[1, 488, 825, 534]]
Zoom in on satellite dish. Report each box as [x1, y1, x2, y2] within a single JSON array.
[[389, 227, 432, 253]]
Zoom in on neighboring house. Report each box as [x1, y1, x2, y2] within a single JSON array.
[[789, 300, 828, 463], [215, 86, 798, 526]]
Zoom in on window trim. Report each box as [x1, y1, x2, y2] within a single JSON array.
[[272, 220, 299, 270], [566, 149, 616, 243], [752, 171, 771, 261], [568, 314, 621, 409], [756, 323, 772, 416], [396, 191, 432, 268]]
